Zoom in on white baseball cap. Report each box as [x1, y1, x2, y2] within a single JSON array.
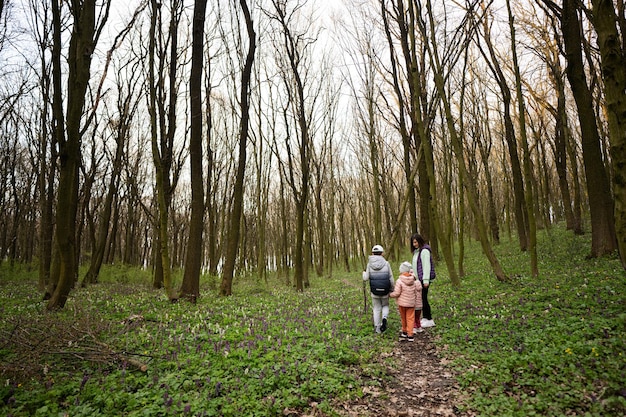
[[371, 244, 384, 253]]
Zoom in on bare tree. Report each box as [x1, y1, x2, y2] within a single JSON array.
[[379, 0, 419, 253], [147, 0, 185, 300], [419, 0, 508, 282], [47, 0, 111, 309], [82, 58, 141, 286], [528, 5, 582, 233], [476, 3, 529, 252], [590, 0, 626, 268], [506, 0, 538, 277], [24, 0, 57, 290], [336, 4, 386, 249], [220, 0, 256, 296], [265, 0, 317, 291], [559, 0, 617, 257], [309, 56, 340, 277], [179, 0, 208, 302]]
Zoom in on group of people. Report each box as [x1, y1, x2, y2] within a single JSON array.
[[362, 233, 435, 342]]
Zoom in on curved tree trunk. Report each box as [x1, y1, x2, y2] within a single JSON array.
[[478, 8, 528, 251], [220, 0, 256, 296]]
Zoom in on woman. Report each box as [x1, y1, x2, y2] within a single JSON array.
[[410, 233, 435, 328]]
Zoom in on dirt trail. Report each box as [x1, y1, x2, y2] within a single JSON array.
[[337, 328, 473, 416]]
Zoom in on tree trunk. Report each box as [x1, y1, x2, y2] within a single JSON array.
[[179, 0, 208, 302], [478, 8, 528, 251], [591, 0, 626, 268], [562, 0, 617, 257], [47, 0, 100, 310], [82, 97, 129, 286], [148, 0, 175, 300], [381, 0, 417, 245], [547, 50, 578, 232], [220, 0, 256, 296], [422, 0, 508, 282], [38, 36, 56, 292], [507, 0, 538, 277]]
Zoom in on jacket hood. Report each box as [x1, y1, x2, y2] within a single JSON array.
[[399, 273, 415, 286], [368, 255, 387, 271]]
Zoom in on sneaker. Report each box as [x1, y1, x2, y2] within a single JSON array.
[[380, 318, 388, 333], [408, 336, 414, 342], [399, 332, 408, 342], [375, 326, 381, 334], [422, 319, 436, 328], [415, 327, 424, 333]]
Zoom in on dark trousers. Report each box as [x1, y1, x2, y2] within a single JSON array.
[[421, 284, 431, 320]]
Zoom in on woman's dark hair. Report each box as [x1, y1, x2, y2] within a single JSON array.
[[410, 233, 425, 253]]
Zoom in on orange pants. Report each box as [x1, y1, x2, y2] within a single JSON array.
[[398, 306, 415, 336]]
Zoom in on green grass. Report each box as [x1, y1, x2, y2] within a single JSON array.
[[0, 264, 393, 416], [0, 224, 625, 416], [435, 227, 626, 416]]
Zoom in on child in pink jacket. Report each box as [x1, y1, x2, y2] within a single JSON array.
[[389, 261, 423, 342]]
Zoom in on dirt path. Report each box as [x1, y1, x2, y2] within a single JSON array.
[[336, 328, 473, 417], [333, 279, 472, 416]]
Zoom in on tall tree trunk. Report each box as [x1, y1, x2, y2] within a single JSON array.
[[478, 7, 528, 250], [47, 0, 101, 309], [270, 0, 313, 291], [422, 0, 507, 282], [81, 56, 141, 281], [397, 0, 458, 282], [591, 0, 626, 268], [81, 118, 125, 286], [313, 173, 324, 277], [402, 0, 430, 242], [148, 0, 175, 300], [377, 0, 412, 245], [179, 0, 208, 302], [38, 29, 55, 292], [44, 0, 65, 300], [562, 0, 617, 257], [366, 97, 383, 245], [253, 66, 269, 284], [546, 45, 578, 232], [507, 0, 538, 277], [279, 175, 290, 286], [220, 0, 256, 296]]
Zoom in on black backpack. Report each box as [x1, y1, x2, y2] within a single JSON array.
[[369, 264, 392, 296]]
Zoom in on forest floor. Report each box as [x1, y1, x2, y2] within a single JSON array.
[[329, 326, 474, 417]]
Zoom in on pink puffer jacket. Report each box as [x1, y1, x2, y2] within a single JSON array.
[[389, 273, 422, 308]]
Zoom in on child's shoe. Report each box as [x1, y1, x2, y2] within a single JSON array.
[[399, 332, 408, 342], [380, 317, 388, 333]]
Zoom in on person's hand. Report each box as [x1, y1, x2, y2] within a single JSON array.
[[423, 282, 430, 288]]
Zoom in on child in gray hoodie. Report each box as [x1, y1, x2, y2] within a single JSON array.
[[363, 244, 395, 333]]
